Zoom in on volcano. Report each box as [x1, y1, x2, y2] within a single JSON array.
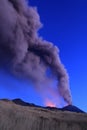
[[11, 99, 85, 113], [62, 105, 85, 113]]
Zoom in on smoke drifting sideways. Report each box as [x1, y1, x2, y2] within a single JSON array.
[[0, 0, 72, 105]]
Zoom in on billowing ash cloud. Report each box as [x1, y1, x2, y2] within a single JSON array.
[[0, 0, 72, 104]]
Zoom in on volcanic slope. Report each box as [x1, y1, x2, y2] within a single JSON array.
[[0, 99, 87, 130]]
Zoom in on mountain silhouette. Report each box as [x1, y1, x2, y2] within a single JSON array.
[[12, 99, 35, 107], [12, 99, 85, 113], [62, 105, 85, 113]]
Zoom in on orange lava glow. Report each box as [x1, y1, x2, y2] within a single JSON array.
[[45, 99, 56, 107]]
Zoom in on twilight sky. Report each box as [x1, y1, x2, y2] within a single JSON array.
[[0, 0, 87, 112]]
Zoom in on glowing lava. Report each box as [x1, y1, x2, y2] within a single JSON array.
[[45, 99, 56, 107]]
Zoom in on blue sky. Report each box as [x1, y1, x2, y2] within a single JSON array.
[[29, 0, 87, 111], [0, 0, 87, 112]]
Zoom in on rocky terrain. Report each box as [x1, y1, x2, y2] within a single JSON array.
[[0, 99, 87, 130]]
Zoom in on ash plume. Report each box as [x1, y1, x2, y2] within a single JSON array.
[[0, 0, 72, 104]]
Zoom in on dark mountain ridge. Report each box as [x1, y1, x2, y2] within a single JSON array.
[[2, 98, 85, 113]]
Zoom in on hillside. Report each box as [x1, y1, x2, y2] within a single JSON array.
[[0, 99, 87, 130]]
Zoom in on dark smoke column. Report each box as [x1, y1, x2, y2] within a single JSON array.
[[0, 0, 72, 105]]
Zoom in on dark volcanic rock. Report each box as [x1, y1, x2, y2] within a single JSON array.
[[62, 105, 85, 113], [12, 99, 35, 107]]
